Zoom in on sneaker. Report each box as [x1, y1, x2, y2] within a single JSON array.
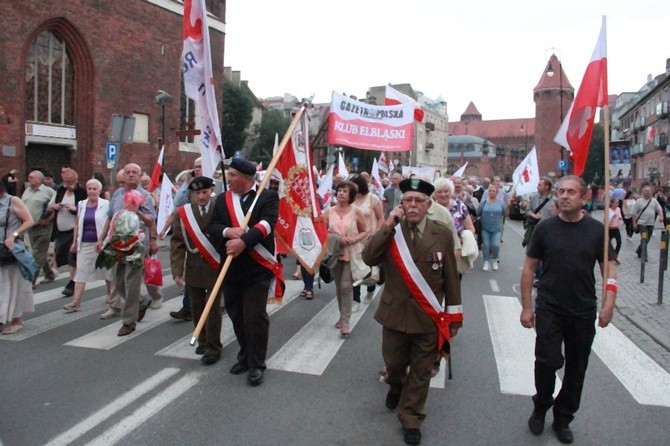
[[100, 308, 121, 320], [150, 298, 163, 310], [482, 261, 490, 271], [492, 260, 499, 271]]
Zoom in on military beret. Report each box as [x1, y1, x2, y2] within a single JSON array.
[[399, 177, 435, 197], [229, 158, 257, 176], [188, 176, 215, 191]]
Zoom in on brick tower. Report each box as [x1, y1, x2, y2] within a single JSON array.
[[533, 54, 575, 177]]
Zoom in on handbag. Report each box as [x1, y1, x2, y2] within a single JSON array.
[[143, 256, 163, 286], [0, 203, 17, 266]]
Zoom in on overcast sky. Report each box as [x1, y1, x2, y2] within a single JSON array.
[[223, 0, 669, 121]]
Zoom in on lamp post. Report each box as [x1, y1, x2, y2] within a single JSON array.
[[546, 52, 565, 176], [155, 90, 174, 148]]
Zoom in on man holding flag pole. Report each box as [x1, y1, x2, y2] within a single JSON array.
[[522, 16, 617, 444]]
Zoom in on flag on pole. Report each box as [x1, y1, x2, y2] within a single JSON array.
[[385, 85, 425, 122], [378, 152, 390, 174], [554, 16, 608, 177], [337, 151, 349, 178], [371, 158, 384, 198], [512, 147, 540, 196], [147, 146, 164, 192], [317, 165, 334, 209], [156, 173, 175, 236], [182, 0, 223, 179], [450, 162, 468, 179], [272, 113, 328, 274]]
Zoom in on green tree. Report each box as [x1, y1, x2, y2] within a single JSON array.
[[250, 109, 291, 165], [581, 123, 605, 183], [221, 80, 253, 158]]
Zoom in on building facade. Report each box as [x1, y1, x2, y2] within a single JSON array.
[[0, 0, 227, 187]]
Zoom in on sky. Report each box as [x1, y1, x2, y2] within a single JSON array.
[[223, 0, 669, 121]]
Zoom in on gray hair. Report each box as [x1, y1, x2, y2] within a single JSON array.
[[86, 178, 103, 190], [433, 177, 454, 194]]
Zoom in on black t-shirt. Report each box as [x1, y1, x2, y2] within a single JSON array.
[[526, 215, 614, 317]]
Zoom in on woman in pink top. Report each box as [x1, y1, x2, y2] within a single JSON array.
[[608, 197, 623, 263], [323, 181, 367, 338]]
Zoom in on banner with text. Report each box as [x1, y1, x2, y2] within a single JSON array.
[[328, 91, 414, 151]]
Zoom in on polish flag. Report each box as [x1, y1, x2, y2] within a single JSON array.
[[378, 152, 391, 174], [554, 16, 608, 176], [371, 158, 384, 198], [317, 164, 334, 209], [646, 126, 656, 144], [385, 85, 425, 122], [450, 162, 468, 180], [147, 146, 164, 192], [337, 151, 349, 178]]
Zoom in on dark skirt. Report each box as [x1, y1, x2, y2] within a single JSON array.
[[54, 229, 76, 267]]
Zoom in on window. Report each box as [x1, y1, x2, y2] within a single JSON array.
[[25, 30, 75, 125]]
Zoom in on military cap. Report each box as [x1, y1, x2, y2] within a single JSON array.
[[229, 158, 257, 176], [399, 177, 435, 197], [188, 176, 215, 191]]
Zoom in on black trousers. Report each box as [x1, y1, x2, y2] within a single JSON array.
[[222, 278, 270, 370], [533, 309, 596, 425]]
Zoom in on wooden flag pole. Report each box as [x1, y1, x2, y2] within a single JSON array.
[[189, 105, 306, 346], [602, 105, 612, 294]]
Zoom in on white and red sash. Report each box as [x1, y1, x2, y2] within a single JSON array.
[[178, 204, 220, 271], [389, 223, 463, 352], [225, 190, 285, 298]]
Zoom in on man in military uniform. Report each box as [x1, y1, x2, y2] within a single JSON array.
[[363, 178, 462, 446], [170, 176, 222, 365], [209, 158, 283, 386]]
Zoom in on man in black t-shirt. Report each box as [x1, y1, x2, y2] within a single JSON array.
[[520, 175, 617, 444]]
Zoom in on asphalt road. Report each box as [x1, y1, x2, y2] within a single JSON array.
[[1, 220, 669, 445]]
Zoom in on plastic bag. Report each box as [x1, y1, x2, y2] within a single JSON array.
[[143, 256, 163, 286]]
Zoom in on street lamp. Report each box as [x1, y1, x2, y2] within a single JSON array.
[[155, 90, 173, 148], [546, 52, 565, 176]]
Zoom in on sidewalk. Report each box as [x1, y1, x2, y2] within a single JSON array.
[[591, 210, 670, 371]]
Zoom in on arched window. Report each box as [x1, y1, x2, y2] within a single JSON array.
[[25, 30, 75, 125]]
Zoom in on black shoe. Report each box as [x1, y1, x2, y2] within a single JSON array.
[[195, 345, 206, 355], [528, 409, 546, 435], [169, 308, 192, 321], [385, 390, 400, 410], [247, 368, 264, 386], [201, 354, 220, 366], [552, 423, 574, 444], [402, 428, 422, 445], [61, 281, 74, 297], [636, 246, 642, 258], [229, 362, 248, 375], [137, 298, 151, 322]]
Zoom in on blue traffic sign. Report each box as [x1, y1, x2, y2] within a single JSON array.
[[557, 159, 568, 171], [106, 142, 119, 161]]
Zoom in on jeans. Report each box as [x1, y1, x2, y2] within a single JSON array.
[[480, 230, 500, 262], [300, 265, 314, 292]]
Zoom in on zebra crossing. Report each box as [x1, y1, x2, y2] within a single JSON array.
[[5, 274, 670, 407]]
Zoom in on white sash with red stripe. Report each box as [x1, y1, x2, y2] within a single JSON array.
[[389, 223, 463, 352], [178, 205, 220, 271], [225, 190, 285, 298]]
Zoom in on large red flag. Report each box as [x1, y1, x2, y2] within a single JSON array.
[[554, 16, 608, 176], [147, 146, 164, 192], [273, 113, 328, 274]]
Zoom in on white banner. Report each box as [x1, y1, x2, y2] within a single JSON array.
[[157, 173, 175, 237], [512, 147, 540, 196]]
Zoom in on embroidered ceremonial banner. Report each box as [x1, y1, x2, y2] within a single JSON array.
[[273, 113, 328, 274], [328, 91, 414, 152]]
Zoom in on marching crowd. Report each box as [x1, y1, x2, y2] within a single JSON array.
[[2, 159, 668, 445]]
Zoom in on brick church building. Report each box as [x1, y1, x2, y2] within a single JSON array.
[[0, 0, 226, 188]]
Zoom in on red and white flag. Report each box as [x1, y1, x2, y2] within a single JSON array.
[[317, 164, 334, 210], [512, 147, 540, 196], [554, 16, 608, 176], [337, 151, 349, 178], [646, 126, 656, 144], [385, 85, 425, 122], [328, 91, 414, 152], [450, 162, 468, 180], [182, 0, 223, 179], [147, 146, 164, 192], [371, 158, 384, 198], [378, 152, 391, 174], [273, 113, 328, 274]]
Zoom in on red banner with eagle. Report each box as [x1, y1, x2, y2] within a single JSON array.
[[273, 113, 328, 274]]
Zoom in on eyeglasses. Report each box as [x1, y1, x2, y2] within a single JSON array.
[[401, 197, 429, 204]]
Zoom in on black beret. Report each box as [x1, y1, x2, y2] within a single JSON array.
[[229, 158, 257, 176], [188, 176, 215, 191], [399, 178, 435, 197]]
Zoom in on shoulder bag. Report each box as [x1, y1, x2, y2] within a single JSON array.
[[522, 197, 550, 247]]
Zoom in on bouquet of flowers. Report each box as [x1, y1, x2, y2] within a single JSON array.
[[96, 190, 146, 269]]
